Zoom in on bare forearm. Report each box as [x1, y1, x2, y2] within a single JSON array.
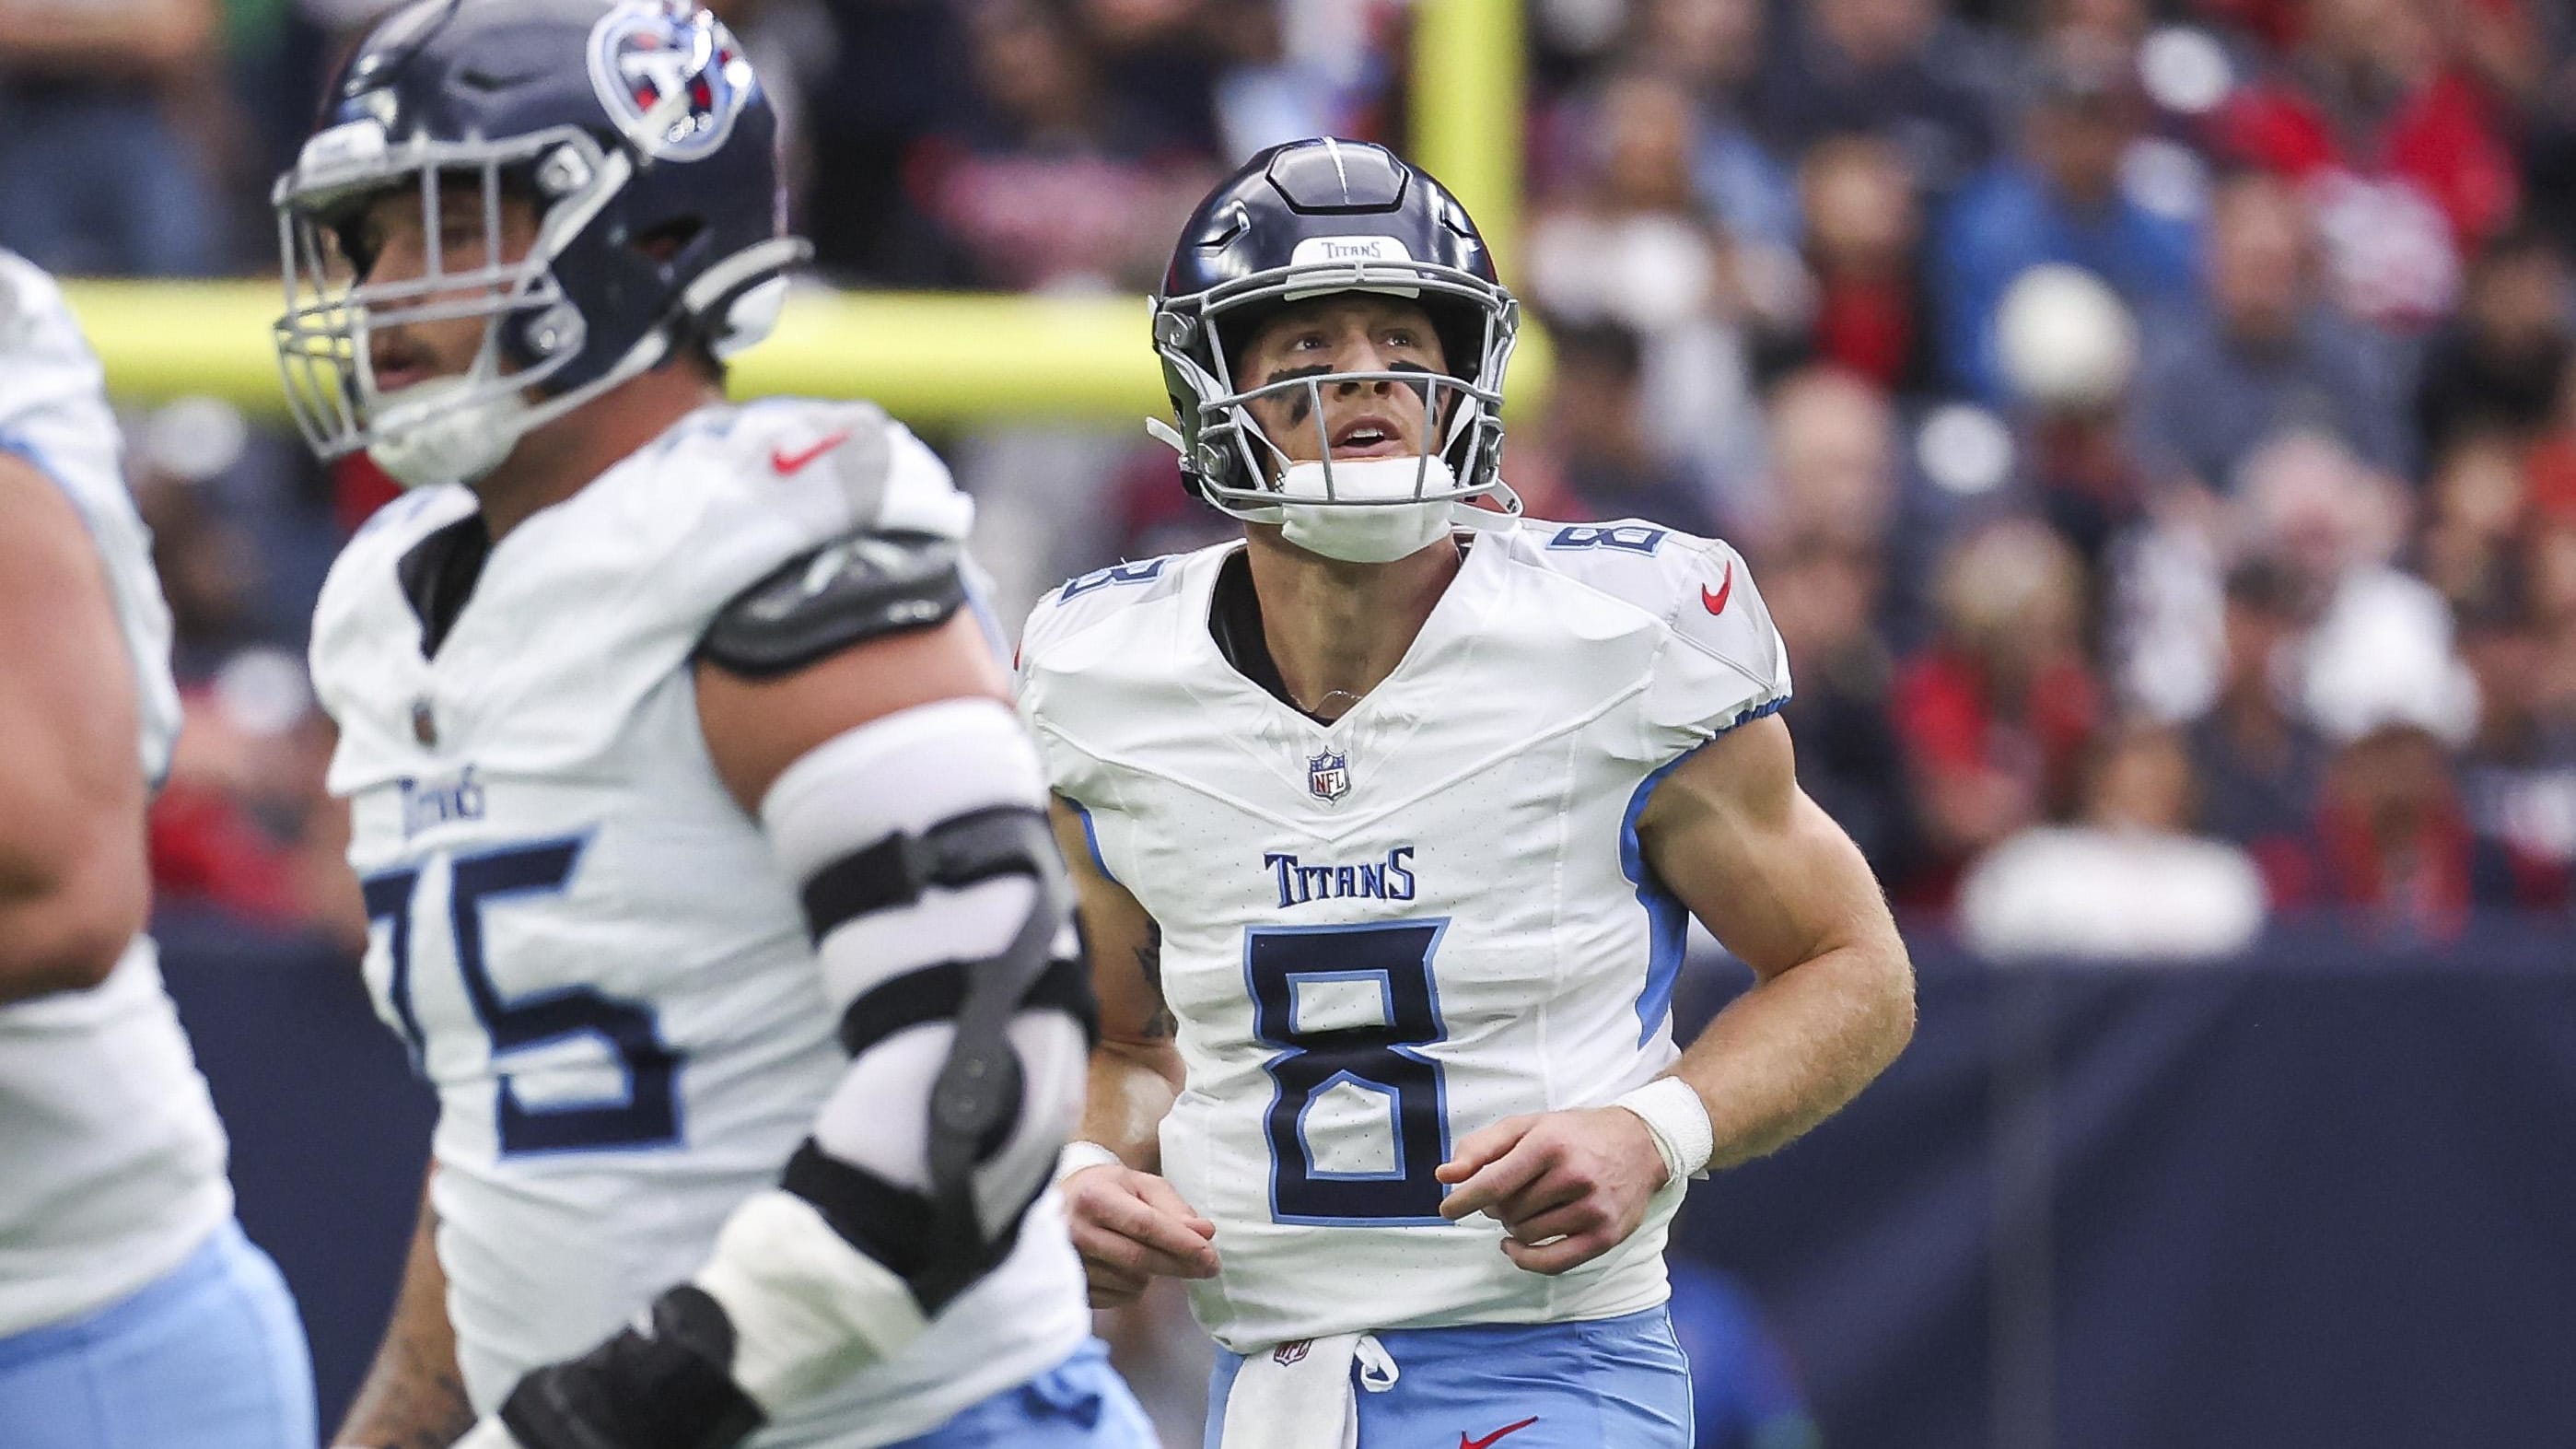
[[1080, 1040, 1182, 1171], [0, 847, 145, 1004], [1669, 941, 1914, 1171], [338, 1181, 476, 1449]]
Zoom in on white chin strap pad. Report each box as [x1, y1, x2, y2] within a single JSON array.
[[1273, 455, 1462, 563], [366, 377, 529, 488]]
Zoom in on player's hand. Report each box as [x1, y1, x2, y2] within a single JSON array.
[[1061, 1163, 1220, 1307], [1435, 1107, 1671, 1276]]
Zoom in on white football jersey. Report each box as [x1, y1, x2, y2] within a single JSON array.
[[0, 251, 229, 1338], [1016, 519, 1790, 1352], [309, 399, 1088, 1446]]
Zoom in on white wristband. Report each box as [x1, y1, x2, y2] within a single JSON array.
[[1613, 1077, 1715, 1185], [1053, 1139, 1124, 1186]]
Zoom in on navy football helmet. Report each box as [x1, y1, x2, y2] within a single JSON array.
[[272, 0, 806, 485], [1152, 137, 1521, 521]]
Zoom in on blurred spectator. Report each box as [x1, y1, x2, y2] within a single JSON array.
[[1931, 45, 2197, 403], [1071, 0, 1227, 149], [1750, 0, 2003, 196], [1526, 66, 1766, 495], [1991, 263, 2152, 567], [2457, 572, 2576, 903], [793, 0, 974, 283], [1891, 518, 2101, 907], [1756, 364, 1900, 556], [2236, 470, 2574, 931], [2134, 428, 2416, 742], [1514, 321, 1723, 534], [1766, 532, 1923, 885], [1778, 133, 1937, 395], [0, 0, 229, 275], [905, 0, 1220, 292], [1958, 723, 2267, 960], [2207, 0, 2517, 326], [2418, 429, 2529, 609], [1626, 0, 1803, 252], [133, 455, 267, 684], [2129, 169, 2411, 494], [2237, 428, 2410, 625], [2186, 558, 2328, 874], [2413, 226, 2573, 462], [2288, 716, 2564, 938], [149, 648, 364, 947]]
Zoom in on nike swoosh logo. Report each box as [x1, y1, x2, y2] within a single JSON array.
[[1701, 560, 1734, 615], [772, 429, 852, 476], [1460, 1417, 1540, 1449]]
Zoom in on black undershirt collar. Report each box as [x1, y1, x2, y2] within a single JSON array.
[[1205, 538, 1468, 725], [395, 511, 493, 660]]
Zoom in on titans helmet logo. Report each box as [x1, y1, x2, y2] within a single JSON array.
[[587, 1, 754, 162]]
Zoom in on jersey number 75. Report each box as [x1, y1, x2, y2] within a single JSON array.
[[362, 836, 683, 1157]]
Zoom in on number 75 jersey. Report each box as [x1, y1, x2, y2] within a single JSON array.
[[1015, 520, 1791, 1352], [309, 402, 1089, 1445]]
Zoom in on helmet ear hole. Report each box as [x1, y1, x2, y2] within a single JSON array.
[[634, 216, 707, 270]]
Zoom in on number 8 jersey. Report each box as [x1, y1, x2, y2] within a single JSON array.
[[1015, 520, 1791, 1352]]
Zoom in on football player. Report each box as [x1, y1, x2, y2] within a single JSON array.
[[1017, 138, 1919, 1447], [273, 4, 1148, 1447], [0, 251, 317, 1446]]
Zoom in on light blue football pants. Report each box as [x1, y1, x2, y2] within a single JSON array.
[[1205, 1306, 1695, 1449], [892, 1338, 1157, 1447], [0, 1220, 315, 1449]]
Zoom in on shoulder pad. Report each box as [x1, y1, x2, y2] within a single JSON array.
[[698, 529, 967, 678], [1017, 549, 1195, 675]]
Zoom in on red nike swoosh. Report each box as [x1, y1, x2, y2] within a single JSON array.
[[1701, 560, 1734, 615], [1460, 1417, 1540, 1449], [772, 429, 852, 476]]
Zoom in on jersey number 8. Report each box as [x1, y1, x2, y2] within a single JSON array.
[[1246, 919, 1452, 1225], [362, 837, 682, 1156]]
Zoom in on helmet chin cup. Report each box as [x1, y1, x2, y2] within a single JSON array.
[[366, 377, 529, 488], [1273, 457, 1461, 563]]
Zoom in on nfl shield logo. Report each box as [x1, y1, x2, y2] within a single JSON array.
[[1307, 751, 1350, 803], [1272, 1339, 1311, 1367]]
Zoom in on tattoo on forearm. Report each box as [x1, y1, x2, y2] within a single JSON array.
[[1136, 921, 1176, 1039]]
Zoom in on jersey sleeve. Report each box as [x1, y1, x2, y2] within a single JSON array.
[[1649, 531, 1792, 757], [1011, 551, 1187, 807], [662, 403, 975, 626], [1638, 534, 1792, 762]]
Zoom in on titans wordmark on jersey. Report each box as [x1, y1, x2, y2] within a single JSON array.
[[1016, 519, 1790, 1352], [308, 399, 1088, 1449]]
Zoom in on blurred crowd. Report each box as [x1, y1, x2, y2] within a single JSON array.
[[17, 3, 2575, 1442], [8, 0, 2575, 962]]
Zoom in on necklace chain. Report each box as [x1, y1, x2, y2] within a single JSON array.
[[1296, 686, 1363, 719]]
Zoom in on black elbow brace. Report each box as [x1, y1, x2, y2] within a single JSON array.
[[784, 802, 1099, 1315]]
